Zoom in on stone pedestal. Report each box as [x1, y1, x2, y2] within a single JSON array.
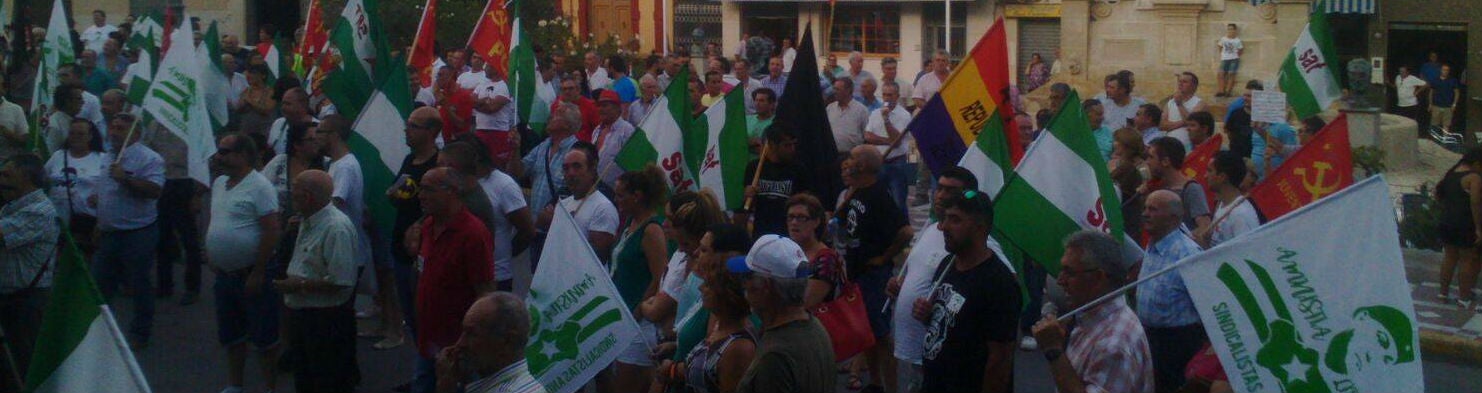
[[1346, 109, 1419, 170]]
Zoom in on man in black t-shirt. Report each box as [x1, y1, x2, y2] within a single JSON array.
[[913, 191, 1020, 393], [387, 107, 442, 340], [840, 146, 914, 391], [736, 122, 812, 238]]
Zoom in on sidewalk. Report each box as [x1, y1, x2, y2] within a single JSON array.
[[1404, 247, 1482, 364]]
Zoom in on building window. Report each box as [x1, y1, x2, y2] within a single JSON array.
[[922, 2, 969, 63], [828, 4, 900, 56]]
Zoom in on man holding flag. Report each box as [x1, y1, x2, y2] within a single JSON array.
[[1032, 231, 1155, 393], [94, 113, 165, 350]]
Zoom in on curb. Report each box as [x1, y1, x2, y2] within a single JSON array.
[[1420, 330, 1482, 365]]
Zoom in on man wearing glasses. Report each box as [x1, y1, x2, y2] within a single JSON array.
[[735, 122, 812, 239]]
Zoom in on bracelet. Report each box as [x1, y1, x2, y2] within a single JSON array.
[[1042, 348, 1064, 362]]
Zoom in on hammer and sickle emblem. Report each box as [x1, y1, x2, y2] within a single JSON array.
[[1294, 162, 1340, 199]]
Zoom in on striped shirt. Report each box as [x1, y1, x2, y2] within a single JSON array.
[[465, 359, 547, 393], [1068, 297, 1155, 393], [1, 190, 60, 293], [1136, 230, 1203, 328]]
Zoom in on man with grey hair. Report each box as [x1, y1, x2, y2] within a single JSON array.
[[220, 34, 252, 73], [436, 293, 545, 393], [841, 145, 913, 391], [625, 75, 661, 125], [1032, 230, 1154, 393], [275, 169, 362, 392], [513, 102, 580, 212], [845, 51, 875, 89], [1136, 189, 1204, 392], [730, 235, 836, 393], [584, 51, 611, 95]]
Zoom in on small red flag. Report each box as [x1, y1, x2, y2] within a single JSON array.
[[1182, 133, 1225, 210], [409, 0, 440, 87], [299, 0, 328, 60], [1247, 114, 1354, 222], [466, 0, 512, 77]]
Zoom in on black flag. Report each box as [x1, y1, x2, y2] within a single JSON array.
[[773, 24, 840, 208]]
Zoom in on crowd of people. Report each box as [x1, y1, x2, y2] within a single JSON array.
[[0, 11, 1458, 393]]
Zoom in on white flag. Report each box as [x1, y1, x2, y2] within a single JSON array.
[[1179, 176, 1422, 393], [525, 207, 641, 393], [142, 15, 215, 185]]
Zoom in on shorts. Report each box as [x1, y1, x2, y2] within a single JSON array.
[[213, 269, 282, 349], [616, 319, 658, 366], [1220, 59, 1241, 74], [474, 129, 516, 169], [857, 265, 894, 340], [1438, 223, 1477, 247]]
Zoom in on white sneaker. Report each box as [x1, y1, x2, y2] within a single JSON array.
[[220, 386, 244, 393], [1019, 336, 1039, 351]]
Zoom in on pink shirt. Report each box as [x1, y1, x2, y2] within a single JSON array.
[[1067, 298, 1156, 393]]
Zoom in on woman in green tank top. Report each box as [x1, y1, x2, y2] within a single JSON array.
[[610, 166, 673, 393]]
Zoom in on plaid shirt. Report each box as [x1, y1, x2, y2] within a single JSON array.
[[1, 190, 60, 293], [1068, 297, 1155, 393], [1136, 230, 1203, 327], [465, 359, 547, 393]]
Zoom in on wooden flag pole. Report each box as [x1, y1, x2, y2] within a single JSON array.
[[743, 141, 769, 210], [113, 119, 140, 165], [1190, 194, 1249, 246]]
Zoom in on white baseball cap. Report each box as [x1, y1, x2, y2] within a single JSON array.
[[726, 234, 811, 279]]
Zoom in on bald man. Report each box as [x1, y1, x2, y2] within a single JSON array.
[[267, 88, 316, 156], [275, 169, 361, 392], [379, 106, 445, 348], [841, 145, 915, 392], [412, 167, 496, 393], [1137, 189, 1204, 392], [436, 293, 545, 393]]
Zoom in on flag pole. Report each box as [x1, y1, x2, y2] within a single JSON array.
[[743, 141, 769, 210], [1190, 194, 1250, 246], [113, 120, 140, 164], [1055, 248, 1207, 323], [0, 324, 22, 390]]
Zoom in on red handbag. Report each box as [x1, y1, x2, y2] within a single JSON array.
[[811, 273, 876, 361]]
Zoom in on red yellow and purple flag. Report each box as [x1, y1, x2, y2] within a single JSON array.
[[905, 17, 1021, 180]]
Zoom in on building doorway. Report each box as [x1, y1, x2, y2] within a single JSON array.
[[588, 0, 633, 45], [1388, 23, 1467, 131], [251, 0, 300, 44], [1016, 18, 1060, 93]]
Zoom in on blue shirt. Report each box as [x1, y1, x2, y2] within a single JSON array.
[[612, 76, 639, 103], [1136, 230, 1202, 328], [522, 135, 577, 211], [855, 95, 883, 112], [1223, 97, 1245, 123], [1251, 122, 1298, 175], [1432, 77, 1461, 107], [1092, 126, 1114, 162], [1420, 62, 1443, 85], [96, 143, 165, 231], [762, 75, 788, 100]]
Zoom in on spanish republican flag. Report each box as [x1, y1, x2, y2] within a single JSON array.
[[1248, 113, 1354, 222], [409, 0, 439, 87], [467, 0, 513, 76], [904, 17, 1021, 182]]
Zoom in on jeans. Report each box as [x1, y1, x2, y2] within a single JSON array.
[[1145, 324, 1208, 393], [95, 223, 160, 341], [393, 253, 418, 337], [881, 161, 918, 216], [156, 179, 203, 294]]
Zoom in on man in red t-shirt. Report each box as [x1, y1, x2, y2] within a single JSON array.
[[411, 167, 495, 392], [553, 78, 600, 141], [432, 66, 475, 142]]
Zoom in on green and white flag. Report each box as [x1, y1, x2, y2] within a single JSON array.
[[199, 21, 232, 131], [992, 90, 1139, 274], [323, 0, 387, 120], [695, 86, 750, 210], [526, 206, 641, 393], [124, 13, 163, 106], [25, 235, 152, 393], [142, 15, 215, 185], [615, 67, 696, 192], [1180, 176, 1421, 393], [28, 0, 74, 154], [508, 0, 550, 134], [1278, 4, 1342, 120], [347, 56, 411, 232]]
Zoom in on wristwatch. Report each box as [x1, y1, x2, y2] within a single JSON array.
[[1043, 348, 1064, 362]]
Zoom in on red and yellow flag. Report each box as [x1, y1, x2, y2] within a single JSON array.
[[904, 17, 1022, 177], [1248, 114, 1354, 221], [298, 0, 328, 59], [409, 0, 439, 87], [1182, 132, 1225, 210], [467, 0, 512, 76]]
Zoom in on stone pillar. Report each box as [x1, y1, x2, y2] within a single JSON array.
[[722, 2, 742, 56], [1152, 4, 1205, 67], [1059, 0, 1091, 90], [900, 3, 925, 79]]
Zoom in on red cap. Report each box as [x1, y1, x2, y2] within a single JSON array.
[[598, 89, 622, 105]]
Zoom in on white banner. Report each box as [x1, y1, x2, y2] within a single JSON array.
[[1179, 176, 1422, 393], [524, 207, 640, 393]]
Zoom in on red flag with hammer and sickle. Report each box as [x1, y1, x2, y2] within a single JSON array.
[[1247, 114, 1354, 222], [409, 0, 439, 87], [1182, 132, 1224, 211], [466, 0, 512, 77]]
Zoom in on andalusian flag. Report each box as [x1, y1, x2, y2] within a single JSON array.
[[1278, 2, 1342, 119], [905, 17, 1022, 180], [323, 0, 389, 120], [992, 91, 1138, 274], [143, 15, 216, 185], [508, 0, 550, 134], [695, 86, 750, 210], [347, 57, 413, 232], [199, 21, 232, 131], [25, 235, 152, 393], [28, 0, 74, 155], [125, 13, 163, 105], [616, 67, 696, 192]]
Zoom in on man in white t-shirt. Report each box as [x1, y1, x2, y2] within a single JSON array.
[[584, 52, 612, 95], [205, 134, 284, 393], [878, 57, 914, 111], [1216, 24, 1244, 97], [316, 115, 371, 270], [1160, 72, 1207, 151], [267, 89, 317, 156], [81, 10, 118, 55], [781, 38, 798, 74], [827, 79, 871, 155], [478, 162, 536, 290], [542, 142, 618, 263], [1198, 151, 1259, 248], [57, 64, 107, 136], [473, 63, 517, 169], [1098, 72, 1147, 131], [865, 84, 914, 215], [457, 54, 490, 91], [913, 52, 951, 112], [1393, 65, 1428, 125]]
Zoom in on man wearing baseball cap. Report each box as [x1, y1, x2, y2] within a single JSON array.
[[591, 90, 635, 188], [729, 235, 836, 393]]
